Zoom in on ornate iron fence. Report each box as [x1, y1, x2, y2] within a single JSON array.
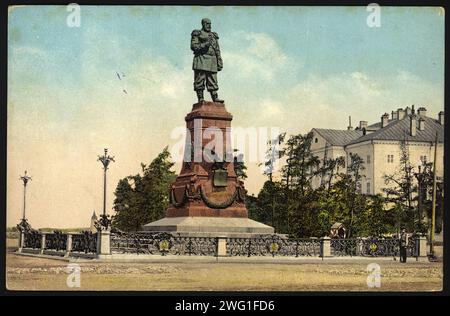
[[226, 235, 322, 257], [330, 238, 359, 256], [19, 228, 421, 259], [45, 231, 67, 251], [24, 230, 41, 249], [111, 232, 218, 256], [330, 237, 418, 257], [71, 231, 97, 254]]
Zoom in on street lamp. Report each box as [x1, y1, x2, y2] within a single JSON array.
[[430, 131, 438, 259], [414, 159, 426, 229], [19, 170, 32, 221], [97, 148, 115, 218]]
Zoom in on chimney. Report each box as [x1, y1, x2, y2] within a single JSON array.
[[391, 111, 398, 120], [438, 111, 444, 125], [412, 104, 415, 114], [410, 116, 416, 136], [418, 118, 425, 131], [405, 106, 412, 116], [381, 113, 389, 128], [359, 121, 368, 130], [417, 107, 427, 117], [347, 116, 353, 130], [397, 108, 405, 120]]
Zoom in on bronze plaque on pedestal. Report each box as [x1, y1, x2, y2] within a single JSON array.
[[213, 169, 228, 187]]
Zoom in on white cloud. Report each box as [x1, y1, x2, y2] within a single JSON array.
[[245, 33, 288, 65], [260, 99, 283, 118], [262, 70, 444, 134], [221, 31, 295, 81]]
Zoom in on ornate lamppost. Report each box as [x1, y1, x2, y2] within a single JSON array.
[[17, 171, 32, 251], [19, 170, 32, 226], [430, 132, 438, 259], [97, 148, 114, 230]]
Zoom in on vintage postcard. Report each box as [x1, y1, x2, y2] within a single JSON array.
[[5, 4, 445, 298]]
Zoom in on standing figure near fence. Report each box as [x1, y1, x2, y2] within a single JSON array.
[[400, 228, 408, 263]]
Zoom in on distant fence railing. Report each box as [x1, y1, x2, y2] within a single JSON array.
[[226, 236, 322, 257], [45, 231, 67, 251], [23, 230, 41, 249], [330, 237, 419, 258], [71, 232, 98, 254], [20, 230, 97, 255], [19, 230, 423, 259], [111, 232, 218, 256]]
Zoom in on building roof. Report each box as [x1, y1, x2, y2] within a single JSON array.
[[348, 115, 444, 145], [313, 128, 363, 146], [366, 119, 395, 130], [331, 222, 345, 229]]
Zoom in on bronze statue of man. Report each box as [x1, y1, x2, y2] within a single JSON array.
[[191, 18, 224, 103]]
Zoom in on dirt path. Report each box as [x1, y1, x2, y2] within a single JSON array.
[[6, 253, 442, 291]]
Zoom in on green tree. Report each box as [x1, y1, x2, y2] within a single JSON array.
[[280, 132, 320, 235], [233, 152, 247, 181], [314, 180, 353, 237], [357, 194, 395, 236], [320, 156, 346, 190], [259, 133, 286, 182], [255, 180, 285, 231], [346, 153, 365, 237], [282, 132, 319, 197], [383, 139, 416, 233], [112, 147, 176, 231]]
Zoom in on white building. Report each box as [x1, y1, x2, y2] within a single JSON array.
[[310, 106, 444, 195]]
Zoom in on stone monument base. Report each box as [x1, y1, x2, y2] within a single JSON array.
[[142, 216, 274, 238]]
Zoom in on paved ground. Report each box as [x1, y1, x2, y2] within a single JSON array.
[[6, 251, 442, 292]]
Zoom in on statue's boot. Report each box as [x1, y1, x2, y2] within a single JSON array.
[[196, 90, 204, 103], [211, 91, 224, 103]]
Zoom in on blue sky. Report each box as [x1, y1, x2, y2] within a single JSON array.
[[8, 6, 444, 228]]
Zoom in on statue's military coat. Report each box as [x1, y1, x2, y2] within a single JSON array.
[[191, 29, 223, 73]]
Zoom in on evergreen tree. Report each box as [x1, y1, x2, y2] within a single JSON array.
[[233, 152, 247, 181], [357, 194, 395, 237], [112, 147, 176, 231], [383, 139, 416, 233], [346, 153, 365, 237]]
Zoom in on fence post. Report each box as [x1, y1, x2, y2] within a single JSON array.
[[40, 233, 46, 254], [217, 236, 227, 257], [321, 236, 331, 258], [418, 236, 427, 257], [357, 238, 364, 256], [97, 229, 111, 258], [65, 234, 72, 258], [18, 231, 25, 253]]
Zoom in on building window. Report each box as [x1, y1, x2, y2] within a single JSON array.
[[387, 154, 394, 163], [366, 155, 371, 164], [366, 182, 371, 194], [315, 138, 318, 143]]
